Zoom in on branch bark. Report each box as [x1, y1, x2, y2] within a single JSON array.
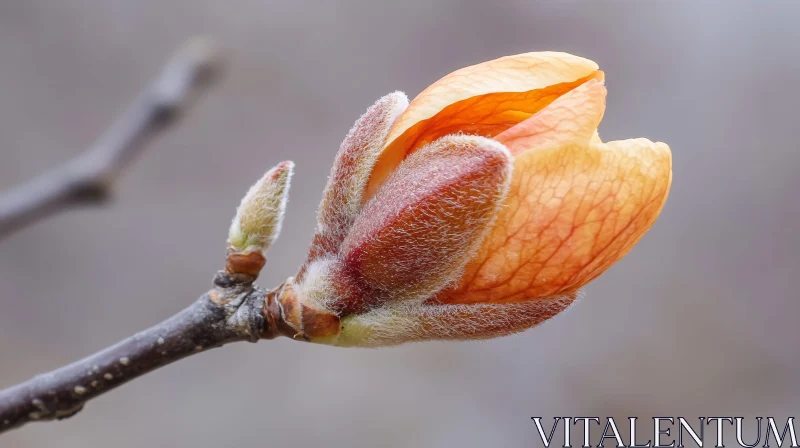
[[0, 36, 300, 436], [0, 274, 280, 434], [0, 37, 225, 239]]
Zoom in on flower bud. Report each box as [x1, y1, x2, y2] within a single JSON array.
[[264, 51, 671, 347], [226, 161, 293, 277]]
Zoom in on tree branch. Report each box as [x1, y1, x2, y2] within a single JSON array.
[[0, 36, 299, 436], [0, 273, 279, 434], [0, 37, 225, 239]]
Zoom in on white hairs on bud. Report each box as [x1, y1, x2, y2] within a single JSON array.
[[296, 256, 338, 308], [228, 161, 294, 254], [339, 135, 513, 303], [336, 294, 578, 347], [315, 92, 409, 252]]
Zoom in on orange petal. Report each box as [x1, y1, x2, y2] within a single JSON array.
[[494, 78, 606, 155], [436, 138, 672, 304], [365, 52, 603, 200]]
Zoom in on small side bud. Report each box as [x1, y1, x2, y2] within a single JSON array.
[[226, 161, 293, 278]]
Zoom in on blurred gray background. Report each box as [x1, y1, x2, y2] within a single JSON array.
[[1, 1, 798, 447]]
